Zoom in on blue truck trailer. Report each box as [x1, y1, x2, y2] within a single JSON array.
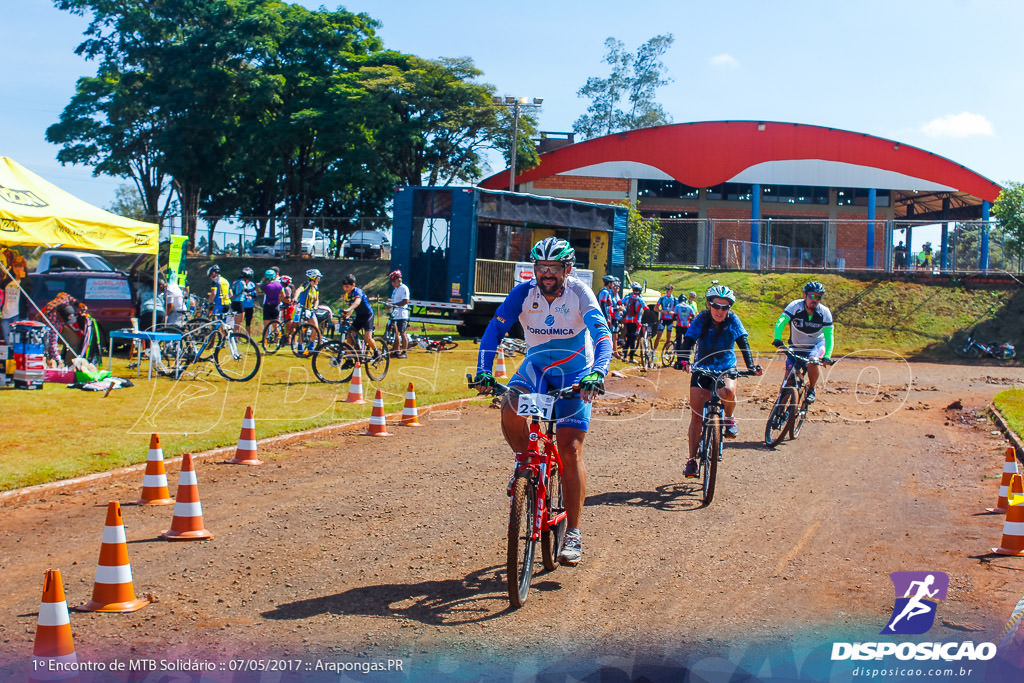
[[390, 186, 628, 335]]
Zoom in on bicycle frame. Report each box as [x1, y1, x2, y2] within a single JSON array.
[[514, 419, 566, 545]]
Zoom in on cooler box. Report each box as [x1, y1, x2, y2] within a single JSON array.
[[11, 321, 45, 390]]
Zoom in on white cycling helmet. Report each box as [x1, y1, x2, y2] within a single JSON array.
[[705, 284, 736, 303]]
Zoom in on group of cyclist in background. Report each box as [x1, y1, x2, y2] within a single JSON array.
[[200, 265, 411, 358], [474, 236, 836, 567]]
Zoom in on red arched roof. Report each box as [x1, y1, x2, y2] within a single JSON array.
[[479, 120, 1001, 203]]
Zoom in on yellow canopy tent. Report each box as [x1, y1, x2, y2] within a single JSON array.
[[0, 157, 162, 335], [0, 156, 157, 253]]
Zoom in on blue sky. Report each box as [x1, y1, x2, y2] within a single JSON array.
[[4, 0, 1023, 245]]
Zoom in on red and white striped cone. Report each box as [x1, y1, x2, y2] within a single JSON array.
[[160, 453, 213, 541], [494, 349, 508, 378], [987, 446, 1020, 514], [400, 382, 421, 427], [345, 362, 367, 404], [365, 388, 391, 437], [228, 406, 261, 465], [30, 569, 78, 682], [994, 473, 1024, 556], [136, 433, 174, 505], [75, 502, 149, 612]]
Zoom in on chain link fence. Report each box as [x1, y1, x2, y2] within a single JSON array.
[[649, 218, 1019, 273], [160, 215, 391, 256]]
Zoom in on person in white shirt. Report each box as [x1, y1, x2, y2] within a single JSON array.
[[387, 270, 410, 358], [161, 277, 185, 325], [2, 274, 23, 342]]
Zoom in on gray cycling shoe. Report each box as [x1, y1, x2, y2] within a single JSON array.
[[557, 528, 582, 566]]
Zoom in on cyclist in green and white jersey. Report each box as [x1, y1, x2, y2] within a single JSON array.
[[771, 280, 834, 404]]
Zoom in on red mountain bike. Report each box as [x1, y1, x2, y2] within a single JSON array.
[[468, 374, 580, 608]]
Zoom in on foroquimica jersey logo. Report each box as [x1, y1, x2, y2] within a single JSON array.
[[881, 571, 949, 635]]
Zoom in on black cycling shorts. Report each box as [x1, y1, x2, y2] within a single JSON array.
[[263, 304, 279, 322], [690, 371, 724, 392], [352, 313, 374, 333], [230, 301, 244, 313]]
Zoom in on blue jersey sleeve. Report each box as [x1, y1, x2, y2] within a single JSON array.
[[477, 282, 531, 374], [584, 308, 612, 377]]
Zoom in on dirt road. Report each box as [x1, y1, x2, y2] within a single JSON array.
[[1, 359, 1023, 681]]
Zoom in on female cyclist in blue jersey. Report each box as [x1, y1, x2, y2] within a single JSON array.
[[474, 237, 611, 567], [676, 284, 762, 478]]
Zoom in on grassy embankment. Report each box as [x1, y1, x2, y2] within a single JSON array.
[[3, 269, 1020, 491]]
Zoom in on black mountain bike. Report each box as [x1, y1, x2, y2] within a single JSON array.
[[311, 317, 389, 383], [690, 365, 756, 505], [764, 346, 834, 447]]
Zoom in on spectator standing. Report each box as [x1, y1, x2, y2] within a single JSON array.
[[673, 294, 696, 352], [387, 270, 410, 357], [894, 241, 908, 270], [621, 282, 648, 363], [162, 277, 185, 325], [258, 269, 283, 334], [230, 267, 257, 334], [2, 269, 23, 342]]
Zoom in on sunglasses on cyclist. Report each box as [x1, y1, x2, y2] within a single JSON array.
[[534, 263, 566, 275], [709, 302, 731, 311], [806, 293, 822, 301]]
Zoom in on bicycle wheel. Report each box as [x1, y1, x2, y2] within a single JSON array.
[[261, 320, 283, 355], [764, 387, 796, 447], [541, 463, 566, 571], [790, 390, 809, 439], [215, 332, 261, 382], [507, 474, 538, 608], [660, 343, 676, 368], [363, 343, 390, 381], [440, 340, 459, 351], [701, 415, 720, 506], [290, 323, 320, 358], [311, 340, 358, 384]]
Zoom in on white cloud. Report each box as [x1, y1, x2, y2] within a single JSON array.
[[920, 112, 995, 139], [709, 53, 739, 69]]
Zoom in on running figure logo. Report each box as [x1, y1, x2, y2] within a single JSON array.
[[881, 571, 949, 635]]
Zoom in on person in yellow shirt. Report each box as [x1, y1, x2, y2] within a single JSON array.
[[206, 264, 232, 323]]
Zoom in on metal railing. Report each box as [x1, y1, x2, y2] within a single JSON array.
[[474, 259, 517, 295]]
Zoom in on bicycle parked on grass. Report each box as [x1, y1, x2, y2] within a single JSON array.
[[409, 333, 459, 352], [690, 365, 757, 505], [159, 316, 261, 382], [764, 346, 835, 447], [467, 375, 586, 608], [311, 316, 389, 383]]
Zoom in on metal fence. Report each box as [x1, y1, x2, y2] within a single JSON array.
[[159, 215, 391, 256], [651, 218, 1020, 273]]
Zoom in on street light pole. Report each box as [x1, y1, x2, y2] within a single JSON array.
[[493, 96, 542, 193]]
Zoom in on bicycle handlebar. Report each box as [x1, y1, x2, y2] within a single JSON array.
[[689, 366, 758, 380], [778, 346, 836, 366], [466, 374, 582, 400]]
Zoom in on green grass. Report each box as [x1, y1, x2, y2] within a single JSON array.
[[633, 269, 1018, 358], [994, 389, 1024, 440]]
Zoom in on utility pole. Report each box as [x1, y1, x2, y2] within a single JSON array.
[[492, 96, 542, 192]]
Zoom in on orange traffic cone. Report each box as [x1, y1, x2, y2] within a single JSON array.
[[136, 433, 174, 505], [75, 502, 149, 612], [160, 453, 213, 541], [30, 569, 78, 681], [401, 382, 421, 427], [228, 406, 261, 465], [495, 349, 508, 378], [993, 473, 1024, 556], [365, 389, 391, 437], [988, 446, 1020, 514], [345, 362, 367, 404]]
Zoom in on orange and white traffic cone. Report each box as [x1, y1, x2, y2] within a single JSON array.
[[30, 569, 77, 681], [365, 389, 391, 437], [160, 453, 213, 541], [987, 446, 1020, 514], [993, 473, 1024, 556], [494, 349, 508, 378], [136, 433, 174, 505], [228, 406, 261, 465], [400, 382, 421, 427], [75, 502, 149, 612], [345, 362, 367, 404]]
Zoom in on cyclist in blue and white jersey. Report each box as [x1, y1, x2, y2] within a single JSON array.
[[339, 273, 381, 358], [653, 284, 678, 352], [596, 275, 619, 354], [474, 237, 611, 567], [672, 294, 696, 353], [771, 280, 834, 404]]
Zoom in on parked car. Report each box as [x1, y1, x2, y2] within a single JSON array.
[[272, 228, 329, 257], [35, 249, 119, 274], [342, 230, 389, 259], [250, 237, 277, 257]]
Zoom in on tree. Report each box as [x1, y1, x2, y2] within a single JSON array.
[[617, 201, 662, 269], [107, 183, 148, 221], [573, 35, 674, 140], [992, 181, 1024, 260]]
